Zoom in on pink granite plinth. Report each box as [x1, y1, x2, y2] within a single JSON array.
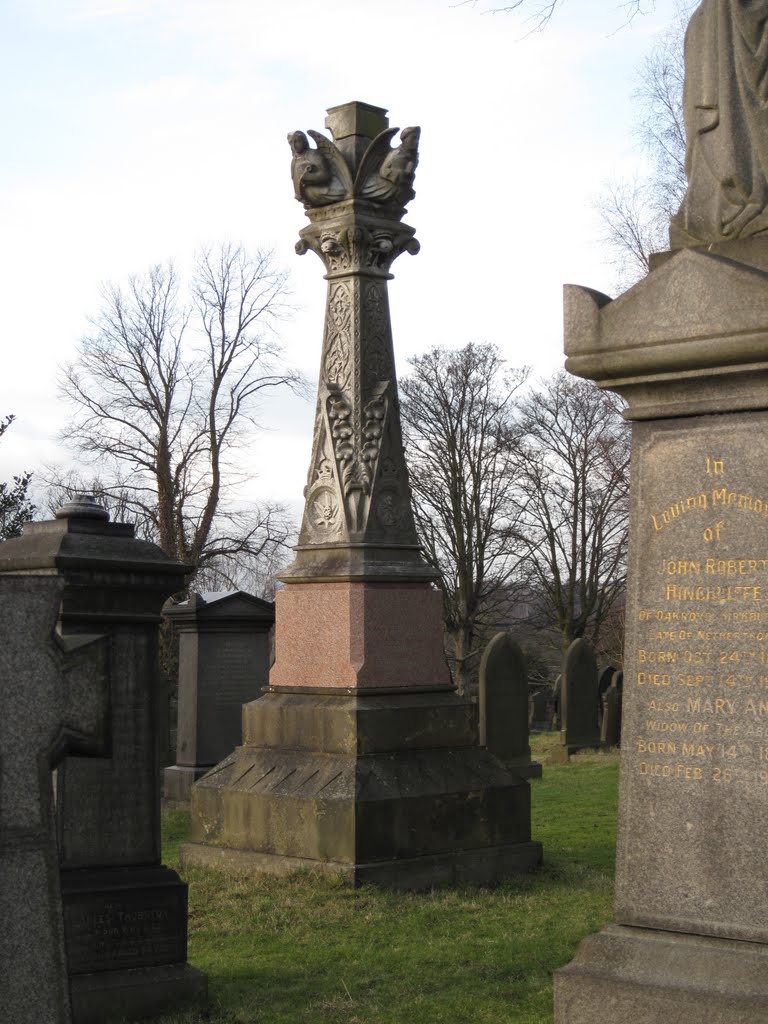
[[269, 581, 451, 690]]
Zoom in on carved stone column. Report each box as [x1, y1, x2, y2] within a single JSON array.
[[183, 102, 541, 888], [271, 101, 444, 691]]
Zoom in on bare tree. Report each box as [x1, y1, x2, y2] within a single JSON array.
[[0, 416, 36, 540], [596, 0, 693, 288], [400, 343, 529, 694], [457, 0, 652, 32], [517, 372, 630, 652], [59, 243, 304, 578]]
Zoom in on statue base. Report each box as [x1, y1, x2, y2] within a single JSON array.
[[554, 924, 768, 1023], [181, 689, 542, 889], [268, 580, 450, 690]]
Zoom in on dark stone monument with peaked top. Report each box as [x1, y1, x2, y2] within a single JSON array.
[[182, 101, 542, 888], [163, 590, 275, 803], [0, 497, 207, 1023], [554, 7, 768, 1021]]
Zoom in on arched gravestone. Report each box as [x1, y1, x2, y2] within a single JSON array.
[[559, 638, 601, 753], [479, 632, 542, 779], [0, 575, 108, 1024], [600, 670, 623, 748]]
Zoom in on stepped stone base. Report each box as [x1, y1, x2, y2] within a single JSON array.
[[554, 924, 768, 1024], [181, 689, 542, 889], [70, 964, 207, 1024]]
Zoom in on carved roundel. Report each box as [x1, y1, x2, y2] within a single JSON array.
[[375, 487, 403, 529], [308, 486, 343, 536]]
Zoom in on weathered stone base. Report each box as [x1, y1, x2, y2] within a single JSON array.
[[501, 757, 543, 780], [554, 924, 768, 1024], [69, 963, 208, 1023], [181, 839, 542, 889], [182, 689, 542, 890], [61, 865, 207, 1019], [163, 764, 213, 804]]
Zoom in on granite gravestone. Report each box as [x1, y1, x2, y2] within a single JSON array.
[[163, 591, 275, 803], [183, 102, 542, 888], [0, 576, 108, 1024], [479, 632, 542, 778], [555, 7, 768, 1019], [559, 638, 601, 753], [600, 671, 623, 748], [529, 689, 550, 731], [597, 665, 615, 716], [0, 497, 207, 1022]]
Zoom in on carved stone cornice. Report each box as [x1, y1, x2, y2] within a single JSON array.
[[282, 101, 435, 584]]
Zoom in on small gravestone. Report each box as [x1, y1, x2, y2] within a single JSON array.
[[479, 632, 542, 779], [0, 575, 108, 1024], [596, 665, 616, 725], [163, 591, 275, 803], [559, 638, 601, 753], [529, 689, 550, 731], [600, 670, 623, 748]]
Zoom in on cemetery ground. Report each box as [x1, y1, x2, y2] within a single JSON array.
[[134, 736, 619, 1024]]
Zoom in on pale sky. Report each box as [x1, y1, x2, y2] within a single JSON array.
[[0, 0, 682, 520]]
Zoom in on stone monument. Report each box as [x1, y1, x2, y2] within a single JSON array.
[[599, 670, 623, 748], [559, 638, 601, 754], [555, 6, 768, 1019], [163, 590, 275, 803], [479, 632, 542, 778], [0, 575, 107, 1024], [0, 497, 207, 1022], [182, 101, 542, 887]]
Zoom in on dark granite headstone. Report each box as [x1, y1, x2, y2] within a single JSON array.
[[479, 632, 541, 779], [0, 497, 207, 1022], [596, 665, 616, 728], [560, 638, 601, 752], [163, 590, 275, 803], [599, 671, 623, 748], [0, 576, 108, 1024], [529, 688, 550, 730]]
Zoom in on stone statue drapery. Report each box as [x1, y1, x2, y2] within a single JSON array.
[[670, 1, 768, 248]]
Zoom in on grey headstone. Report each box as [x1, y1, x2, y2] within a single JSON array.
[[600, 671, 623, 748], [529, 689, 550, 730], [560, 638, 601, 751], [163, 591, 275, 803], [479, 632, 541, 779], [0, 500, 207, 1019], [0, 575, 108, 1024]]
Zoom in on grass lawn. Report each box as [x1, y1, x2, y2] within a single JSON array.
[[130, 737, 619, 1024]]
